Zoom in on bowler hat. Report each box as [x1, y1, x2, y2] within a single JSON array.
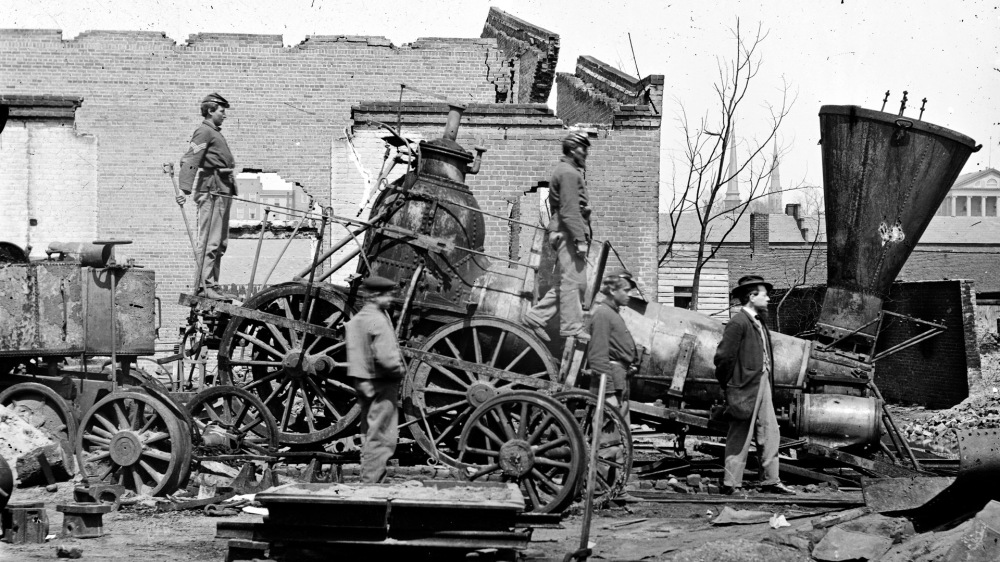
[[361, 275, 397, 292], [731, 275, 773, 299], [201, 92, 230, 108]]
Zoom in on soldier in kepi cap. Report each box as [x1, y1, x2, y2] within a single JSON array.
[[588, 268, 638, 418], [524, 131, 593, 345], [345, 276, 406, 483], [176, 93, 238, 300]]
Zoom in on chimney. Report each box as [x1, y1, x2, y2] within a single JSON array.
[[784, 203, 800, 219], [751, 213, 769, 254]]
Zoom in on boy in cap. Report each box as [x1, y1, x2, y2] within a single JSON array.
[[177, 92, 238, 300], [524, 131, 593, 344], [588, 268, 638, 417], [713, 275, 795, 495], [345, 276, 406, 483]]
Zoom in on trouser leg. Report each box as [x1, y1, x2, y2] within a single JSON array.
[[194, 190, 230, 288], [756, 377, 781, 485], [525, 287, 558, 327], [354, 378, 399, 484], [555, 237, 587, 337], [723, 418, 752, 487]]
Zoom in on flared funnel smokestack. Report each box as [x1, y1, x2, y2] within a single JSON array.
[[443, 103, 466, 141], [816, 105, 980, 338]]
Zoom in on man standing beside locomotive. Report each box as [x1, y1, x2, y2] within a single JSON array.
[[714, 275, 796, 495], [588, 268, 638, 418], [346, 276, 406, 483], [524, 131, 593, 344], [177, 92, 238, 300]]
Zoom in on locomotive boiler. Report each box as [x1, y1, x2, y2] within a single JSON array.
[[624, 105, 980, 450]]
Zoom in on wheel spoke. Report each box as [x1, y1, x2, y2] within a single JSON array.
[[420, 386, 467, 397], [502, 346, 532, 372], [243, 371, 283, 391], [314, 340, 346, 357], [433, 408, 471, 445], [467, 463, 500, 480], [130, 400, 145, 430], [142, 431, 169, 446], [229, 359, 284, 368], [298, 385, 317, 432], [425, 362, 473, 389], [280, 380, 298, 431], [489, 408, 517, 441], [138, 459, 165, 484], [112, 403, 130, 428], [527, 414, 554, 445], [278, 298, 300, 347], [131, 468, 144, 493], [87, 450, 111, 463], [236, 331, 285, 361], [473, 421, 506, 448], [84, 434, 111, 446], [93, 413, 118, 435], [532, 436, 569, 455], [530, 467, 562, 494], [263, 322, 293, 354], [463, 446, 500, 458], [472, 327, 483, 364], [90, 426, 114, 440], [262, 379, 290, 408], [533, 457, 572, 469], [488, 331, 506, 367], [419, 400, 469, 420], [518, 402, 529, 438], [141, 448, 172, 462], [303, 375, 345, 420], [523, 477, 542, 509], [442, 336, 476, 383]]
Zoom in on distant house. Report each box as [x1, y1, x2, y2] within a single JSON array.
[[935, 168, 1000, 217], [232, 175, 312, 227]]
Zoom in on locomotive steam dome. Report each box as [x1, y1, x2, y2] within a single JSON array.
[[362, 104, 490, 312]]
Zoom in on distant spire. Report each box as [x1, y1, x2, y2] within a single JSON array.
[[768, 142, 782, 213], [723, 126, 741, 212]]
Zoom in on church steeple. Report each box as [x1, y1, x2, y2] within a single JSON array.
[[722, 128, 741, 212], [767, 142, 782, 213]]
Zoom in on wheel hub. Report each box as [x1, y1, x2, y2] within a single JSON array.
[[466, 383, 498, 407], [282, 350, 316, 379], [498, 439, 535, 478], [109, 431, 143, 466]]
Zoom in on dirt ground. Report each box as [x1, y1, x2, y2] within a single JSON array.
[[0, 478, 835, 562]]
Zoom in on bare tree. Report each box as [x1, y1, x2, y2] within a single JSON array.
[[774, 221, 824, 333], [658, 20, 795, 311]]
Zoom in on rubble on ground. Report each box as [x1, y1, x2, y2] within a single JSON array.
[[0, 403, 57, 483]]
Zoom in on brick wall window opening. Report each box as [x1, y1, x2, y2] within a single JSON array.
[[972, 197, 983, 217], [987, 197, 997, 217], [674, 286, 693, 309], [956, 196, 969, 216]]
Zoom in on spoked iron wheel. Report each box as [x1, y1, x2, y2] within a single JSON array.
[[217, 283, 359, 445], [457, 391, 586, 513], [76, 391, 191, 496], [401, 317, 558, 466], [553, 390, 633, 503], [0, 382, 78, 457], [187, 386, 279, 462]]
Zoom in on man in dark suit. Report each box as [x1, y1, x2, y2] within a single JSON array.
[[713, 275, 795, 495]]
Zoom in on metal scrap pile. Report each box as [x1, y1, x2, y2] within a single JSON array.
[[899, 394, 1000, 456]]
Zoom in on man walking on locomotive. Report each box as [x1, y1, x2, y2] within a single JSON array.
[[714, 275, 795, 496], [346, 276, 407, 483], [176, 92, 238, 300], [524, 131, 593, 344], [588, 268, 638, 418]]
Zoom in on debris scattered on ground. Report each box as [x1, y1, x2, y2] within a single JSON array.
[[56, 545, 83, 559], [0, 403, 55, 482]]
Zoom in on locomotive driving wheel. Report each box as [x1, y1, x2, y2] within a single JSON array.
[[553, 390, 633, 504], [76, 391, 191, 496], [457, 391, 586, 513], [401, 317, 558, 466], [217, 283, 359, 445], [0, 382, 78, 457], [187, 386, 278, 461]]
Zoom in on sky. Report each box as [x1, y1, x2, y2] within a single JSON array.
[[4, 0, 999, 210]]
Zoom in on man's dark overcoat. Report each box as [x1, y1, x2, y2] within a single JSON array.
[[713, 309, 775, 420]]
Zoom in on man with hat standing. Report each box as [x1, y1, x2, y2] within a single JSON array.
[[345, 276, 406, 483], [524, 131, 593, 344], [177, 92, 238, 300], [588, 268, 638, 418], [713, 275, 796, 495]]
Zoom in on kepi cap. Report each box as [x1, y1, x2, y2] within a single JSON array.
[[731, 275, 773, 299], [361, 275, 397, 292], [604, 267, 637, 289], [201, 92, 230, 108]]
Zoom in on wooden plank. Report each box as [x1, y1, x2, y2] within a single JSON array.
[[801, 444, 925, 478], [629, 490, 864, 506]]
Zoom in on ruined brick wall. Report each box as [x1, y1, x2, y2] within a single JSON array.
[[556, 55, 664, 127], [771, 280, 978, 408], [481, 7, 560, 104], [340, 102, 661, 294], [0, 30, 499, 334]]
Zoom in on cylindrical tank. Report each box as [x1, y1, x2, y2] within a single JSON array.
[[794, 394, 882, 448], [817, 106, 980, 339], [363, 104, 491, 312]]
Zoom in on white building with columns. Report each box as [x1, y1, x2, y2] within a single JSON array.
[[936, 168, 1000, 217]]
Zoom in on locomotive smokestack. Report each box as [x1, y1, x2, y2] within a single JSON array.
[[443, 103, 466, 141]]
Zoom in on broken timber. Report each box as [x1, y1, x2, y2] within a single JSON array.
[[801, 443, 924, 478], [628, 490, 864, 506]]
